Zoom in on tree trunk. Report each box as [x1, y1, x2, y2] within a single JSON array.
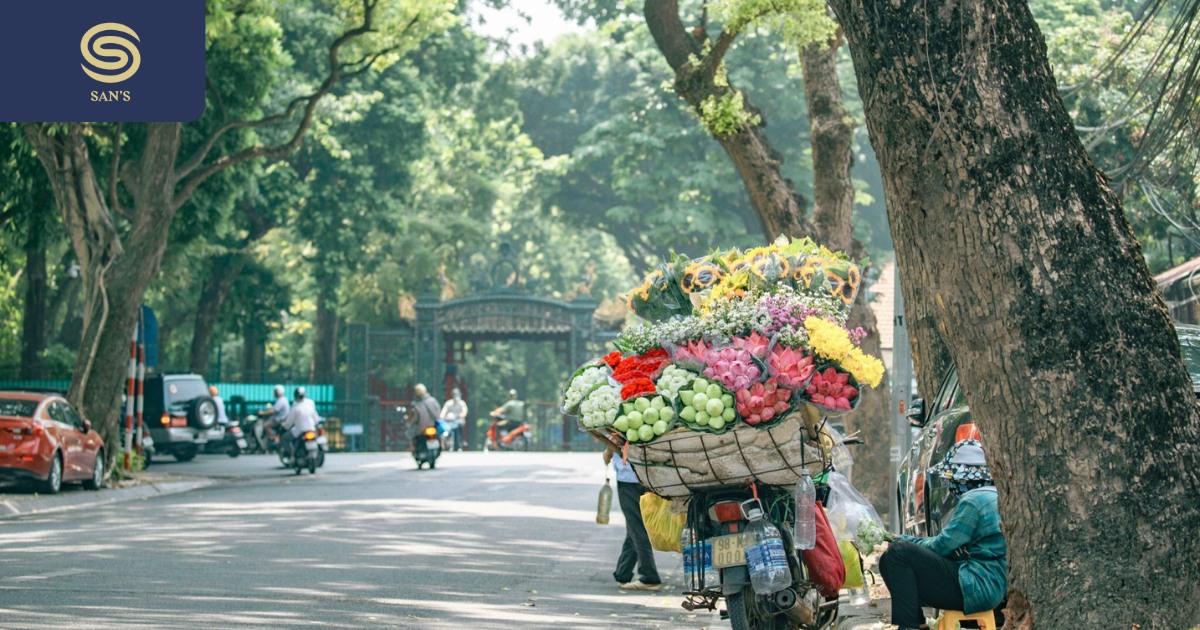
[[242, 325, 265, 384], [189, 253, 246, 376], [20, 195, 51, 379], [643, 0, 812, 239], [312, 286, 339, 383], [800, 36, 893, 515], [831, 0, 1200, 625], [23, 123, 183, 460]]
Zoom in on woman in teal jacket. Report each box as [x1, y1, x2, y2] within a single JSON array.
[[880, 439, 1007, 630]]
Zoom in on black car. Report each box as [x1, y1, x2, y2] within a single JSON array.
[[142, 374, 221, 462], [897, 322, 1200, 536]]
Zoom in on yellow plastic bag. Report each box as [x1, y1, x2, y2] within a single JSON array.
[[838, 540, 864, 588], [641, 493, 686, 552]]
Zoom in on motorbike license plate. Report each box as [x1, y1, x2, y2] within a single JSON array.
[[236, 438, 248, 449], [426, 438, 439, 450], [711, 534, 747, 569], [305, 441, 318, 452]]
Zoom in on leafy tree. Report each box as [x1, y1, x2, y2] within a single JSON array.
[[832, 0, 1200, 624], [20, 0, 455, 455]]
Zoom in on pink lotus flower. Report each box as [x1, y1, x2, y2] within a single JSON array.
[[736, 380, 793, 425], [671, 339, 711, 369], [805, 367, 860, 411], [702, 347, 761, 391], [768, 345, 816, 390], [732, 332, 772, 359]]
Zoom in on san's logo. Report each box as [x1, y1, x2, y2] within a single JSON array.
[[80, 23, 141, 84]]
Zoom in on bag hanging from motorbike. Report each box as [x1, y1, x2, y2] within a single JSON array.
[[640, 492, 686, 552], [801, 502, 847, 597]]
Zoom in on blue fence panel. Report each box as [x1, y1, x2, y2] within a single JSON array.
[[0, 380, 71, 392], [213, 383, 335, 405]]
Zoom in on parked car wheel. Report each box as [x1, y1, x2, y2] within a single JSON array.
[[173, 445, 197, 462], [40, 454, 63, 495], [83, 452, 104, 490]]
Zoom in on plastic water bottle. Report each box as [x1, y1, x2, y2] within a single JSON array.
[[682, 527, 720, 588], [794, 470, 816, 550], [596, 480, 613, 525], [743, 504, 792, 595]]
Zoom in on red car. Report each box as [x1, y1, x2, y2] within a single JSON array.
[[0, 392, 105, 494]]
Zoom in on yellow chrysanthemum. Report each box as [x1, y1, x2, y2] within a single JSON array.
[[805, 317, 856, 362], [841, 350, 884, 388]]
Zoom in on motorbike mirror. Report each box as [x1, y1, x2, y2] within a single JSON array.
[[82, 419, 92, 434]]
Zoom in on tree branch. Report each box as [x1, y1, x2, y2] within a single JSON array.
[[107, 124, 130, 222], [172, 0, 382, 209]]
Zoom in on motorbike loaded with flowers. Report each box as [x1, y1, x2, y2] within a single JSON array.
[[562, 237, 887, 630]]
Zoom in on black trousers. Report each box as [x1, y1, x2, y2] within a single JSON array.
[[613, 481, 661, 584], [879, 539, 965, 628]]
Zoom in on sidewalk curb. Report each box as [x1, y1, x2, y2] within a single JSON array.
[[0, 478, 219, 520]]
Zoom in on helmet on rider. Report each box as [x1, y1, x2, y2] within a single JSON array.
[[274, 385, 285, 398], [294, 387, 307, 401]]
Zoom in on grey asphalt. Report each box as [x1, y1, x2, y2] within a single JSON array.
[[0, 451, 890, 629]]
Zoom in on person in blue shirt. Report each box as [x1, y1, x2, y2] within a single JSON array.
[[603, 444, 662, 590], [880, 439, 1007, 630]]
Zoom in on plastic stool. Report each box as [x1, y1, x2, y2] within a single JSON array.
[[937, 609, 997, 630]]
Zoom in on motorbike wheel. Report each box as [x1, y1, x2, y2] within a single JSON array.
[[228, 446, 240, 458], [316, 450, 325, 468], [308, 455, 316, 474], [727, 589, 793, 630], [514, 434, 529, 451]]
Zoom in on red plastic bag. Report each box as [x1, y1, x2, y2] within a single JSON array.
[[802, 501, 846, 598]]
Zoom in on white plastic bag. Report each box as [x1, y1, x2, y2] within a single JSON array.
[[823, 471, 887, 554]]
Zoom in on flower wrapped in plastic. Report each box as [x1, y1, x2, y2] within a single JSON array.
[[676, 376, 738, 434], [734, 379, 794, 427], [613, 392, 678, 444], [561, 361, 612, 414], [656, 364, 699, 400], [804, 366, 861, 413], [579, 384, 621, 429], [625, 263, 691, 322]]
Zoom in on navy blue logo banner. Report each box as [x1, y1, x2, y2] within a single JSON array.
[[0, 1, 205, 122]]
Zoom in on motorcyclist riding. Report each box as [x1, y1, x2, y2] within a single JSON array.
[[409, 384, 440, 457], [281, 387, 319, 459], [489, 389, 524, 431], [259, 385, 290, 451]]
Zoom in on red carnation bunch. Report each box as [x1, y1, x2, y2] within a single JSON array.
[[602, 351, 622, 369], [620, 377, 658, 400], [612, 348, 670, 384]]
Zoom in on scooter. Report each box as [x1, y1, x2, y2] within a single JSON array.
[[201, 421, 248, 458], [484, 411, 531, 452], [278, 418, 328, 468], [291, 429, 320, 475], [414, 424, 441, 469]]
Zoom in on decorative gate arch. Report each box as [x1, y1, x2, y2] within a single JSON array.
[[413, 291, 597, 449]]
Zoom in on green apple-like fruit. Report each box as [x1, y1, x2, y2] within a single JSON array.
[[722, 408, 736, 422], [705, 399, 724, 417], [680, 390, 696, 407], [692, 392, 709, 411], [659, 407, 675, 422], [634, 397, 651, 412], [705, 384, 722, 399], [614, 417, 630, 432], [651, 397, 665, 410], [622, 402, 635, 415], [693, 377, 710, 391], [721, 394, 733, 407], [679, 406, 697, 421], [627, 411, 643, 429], [695, 411, 710, 426], [709, 417, 726, 431], [653, 420, 668, 435], [643, 407, 660, 424], [626, 428, 639, 442], [637, 424, 654, 441]]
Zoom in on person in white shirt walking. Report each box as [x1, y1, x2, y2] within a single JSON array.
[[604, 444, 662, 591]]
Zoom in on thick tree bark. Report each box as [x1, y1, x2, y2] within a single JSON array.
[[643, 0, 812, 239], [189, 253, 247, 376], [800, 36, 893, 515], [311, 287, 339, 383], [20, 195, 51, 379], [831, 0, 1200, 626], [242, 325, 266, 384]]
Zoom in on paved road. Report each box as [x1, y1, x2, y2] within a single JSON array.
[[0, 452, 728, 629]]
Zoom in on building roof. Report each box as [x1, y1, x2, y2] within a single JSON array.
[[1154, 256, 1200, 290], [868, 260, 897, 351]]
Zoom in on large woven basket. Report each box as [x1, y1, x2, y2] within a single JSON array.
[[620, 411, 830, 498]]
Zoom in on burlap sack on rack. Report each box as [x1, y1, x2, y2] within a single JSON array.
[[625, 410, 829, 498]]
